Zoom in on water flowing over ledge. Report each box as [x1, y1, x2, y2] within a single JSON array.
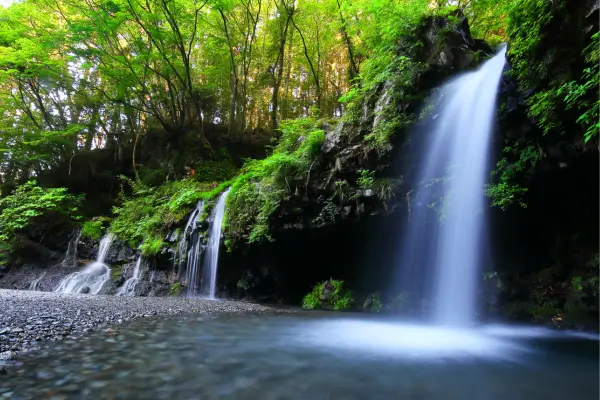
[[54, 234, 114, 295], [398, 46, 507, 326]]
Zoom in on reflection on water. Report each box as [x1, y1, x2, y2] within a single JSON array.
[[2, 313, 598, 400]]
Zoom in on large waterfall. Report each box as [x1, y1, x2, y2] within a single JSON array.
[[399, 46, 507, 326], [201, 189, 230, 299], [55, 233, 114, 295]]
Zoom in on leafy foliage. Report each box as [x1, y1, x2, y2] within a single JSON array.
[[226, 117, 325, 244], [357, 170, 400, 202], [363, 292, 384, 313], [485, 142, 543, 210], [507, 0, 598, 143], [81, 220, 104, 241], [110, 176, 231, 256], [81, 216, 111, 240], [302, 279, 354, 311], [0, 181, 82, 262]]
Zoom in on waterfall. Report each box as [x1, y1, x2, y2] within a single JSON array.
[[61, 228, 82, 267], [201, 189, 230, 299], [55, 233, 114, 294], [175, 201, 204, 295], [399, 47, 506, 326], [117, 256, 143, 296], [29, 271, 46, 291]]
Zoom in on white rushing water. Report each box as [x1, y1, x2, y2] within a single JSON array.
[[177, 201, 204, 295], [202, 189, 230, 299], [61, 228, 82, 267], [55, 233, 114, 294], [29, 271, 46, 291], [117, 256, 143, 296], [399, 47, 507, 326]]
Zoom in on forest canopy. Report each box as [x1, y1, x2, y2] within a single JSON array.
[[0, 0, 596, 257], [0, 0, 512, 188]]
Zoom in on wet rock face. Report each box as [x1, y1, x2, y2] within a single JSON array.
[[77, 237, 135, 264], [270, 12, 490, 235]]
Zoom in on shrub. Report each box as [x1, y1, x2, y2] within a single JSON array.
[[81, 218, 110, 240], [302, 279, 354, 311], [226, 117, 326, 245], [363, 292, 384, 313], [0, 181, 82, 262], [110, 176, 231, 252]]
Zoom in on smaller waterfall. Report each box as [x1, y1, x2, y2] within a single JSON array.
[[61, 229, 82, 267], [117, 256, 143, 296], [175, 201, 204, 295], [55, 233, 114, 294], [29, 271, 46, 291], [202, 189, 230, 299]]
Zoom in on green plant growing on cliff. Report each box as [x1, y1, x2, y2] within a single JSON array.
[[363, 292, 384, 313], [139, 235, 165, 257], [0, 181, 82, 262], [558, 32, 599, 143], [226, 118, 326, 245], [110, 176, 230, 252], [81, 217, 111, 240], [302, 279, 354, 311], [357, 170, 400, 203], [485, 142, 544, 210], [508, 0, 598, 143], [170, 282, 184, 296]]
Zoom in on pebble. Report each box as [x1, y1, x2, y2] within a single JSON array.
[[0, 289, 274, 365]]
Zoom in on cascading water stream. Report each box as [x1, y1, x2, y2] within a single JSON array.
[[399, 46, 507, 326], [117, 256, 143, 296], [61, 229, 82, 267], [55, 233, 114, 294], [201, 189, 230, 299], [176, 201, 204, 295], [29, 271, 46, 291]]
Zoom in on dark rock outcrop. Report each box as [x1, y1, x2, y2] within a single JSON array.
[[266, 11, 490, 234]]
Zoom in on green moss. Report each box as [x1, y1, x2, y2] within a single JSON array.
[[111, 264, 124, 281], [170, 281, 184, 296], [302, 279, 354, 311]]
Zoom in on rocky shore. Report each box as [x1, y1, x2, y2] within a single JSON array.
[[0, 289, 277, 372]]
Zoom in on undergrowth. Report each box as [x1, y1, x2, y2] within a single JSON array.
[[110, 176, 232, 257], [226, 117, 326, 245], [302, 279, 354, 311]]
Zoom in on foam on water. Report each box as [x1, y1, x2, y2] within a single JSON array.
[[295, 319, 598, 360]]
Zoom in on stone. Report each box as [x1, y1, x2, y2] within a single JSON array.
[[0, 351, 17, 360]]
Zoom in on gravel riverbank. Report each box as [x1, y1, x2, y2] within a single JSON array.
[[0, 289, 278, 367]]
